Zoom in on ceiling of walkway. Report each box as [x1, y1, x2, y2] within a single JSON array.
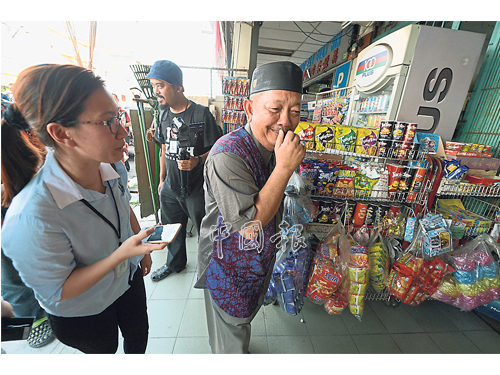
[[256, 21, 344, 67]]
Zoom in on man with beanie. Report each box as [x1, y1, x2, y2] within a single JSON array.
[[147, 60, 222, 281], [195, 61, 306, 353]]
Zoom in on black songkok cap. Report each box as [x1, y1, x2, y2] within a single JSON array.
[[250, 61, 303, 96]]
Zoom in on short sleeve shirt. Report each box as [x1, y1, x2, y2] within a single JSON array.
[[196, 123, 278, 284], [154, 102, 222, 193], [1, 151, 138, 317]]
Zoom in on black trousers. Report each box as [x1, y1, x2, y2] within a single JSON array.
[[159, 183, 205, 272], [48, 268, 148, 354]]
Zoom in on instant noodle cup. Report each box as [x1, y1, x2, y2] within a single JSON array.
[[336, 126, 357, 152], [355, 128, 379, 155]]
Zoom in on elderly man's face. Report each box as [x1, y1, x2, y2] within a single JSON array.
[[244, 90, 301, 151]]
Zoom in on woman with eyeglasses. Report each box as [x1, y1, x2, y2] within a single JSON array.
[[1, 64, 166, 354]]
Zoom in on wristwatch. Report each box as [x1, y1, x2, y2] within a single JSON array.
[[197, 156, 203, 165]]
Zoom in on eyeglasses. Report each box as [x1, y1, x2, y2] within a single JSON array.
[[77, 113, 127, 134]]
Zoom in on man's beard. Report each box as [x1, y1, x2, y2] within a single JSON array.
[[159, 102, 169, 111]]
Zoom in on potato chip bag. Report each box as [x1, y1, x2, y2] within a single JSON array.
[[315, 124, 335, 152], [336, 126, 357, 152], [355, 128, 379, 155], [295, 122, 316, 150]]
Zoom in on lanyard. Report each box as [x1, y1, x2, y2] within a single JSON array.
[[80, 181, 122, 246]]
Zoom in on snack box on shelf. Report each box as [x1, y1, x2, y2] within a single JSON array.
[[465, 174, 500, 186], [445, 141, 492, 153], [445, 155, 500, 172], [445, 150, 493, 158]]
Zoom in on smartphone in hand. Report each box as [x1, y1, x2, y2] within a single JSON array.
[[142, 224, 182, 244]]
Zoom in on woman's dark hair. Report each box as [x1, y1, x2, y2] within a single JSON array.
[[1, 64, 105, 206], [13, 64, 105, 146]]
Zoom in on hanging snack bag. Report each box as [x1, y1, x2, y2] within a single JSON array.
[[355, 128, 379, 155], [315, 164, 340, 196], [295, 122, 316, 150], [335, 126, 358, 152], [315, 124, 335, 152], [334, 167, 357, 198], [324, 291, 348, 315], [368, 233, 391, 291], [355, 165, 380, 199]]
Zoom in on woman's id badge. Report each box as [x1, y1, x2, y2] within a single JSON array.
[[114, 259, 129, 280]]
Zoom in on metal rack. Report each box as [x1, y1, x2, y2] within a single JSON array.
[[437, 178, 500, 197]]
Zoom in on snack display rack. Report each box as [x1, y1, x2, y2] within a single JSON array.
[[437, 178, 500, 197], [301, 142, 438, 304], [222, 76, 249, 134], [312, 87, 353, 126]]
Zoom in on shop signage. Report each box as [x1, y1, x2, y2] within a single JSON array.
[[355, 44, 391, 88], [416, 67, 453, 133], [301, 30, 350, 83], [333, 61, 351, 89]]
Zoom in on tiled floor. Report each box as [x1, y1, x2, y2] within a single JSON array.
[[3, 156, 500, 356], [2, 209, 500, 355]]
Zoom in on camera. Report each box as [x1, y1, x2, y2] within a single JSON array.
[[173, 117, 196, 198]]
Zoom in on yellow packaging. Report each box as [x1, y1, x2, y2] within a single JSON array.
[[349, 281, 368, 295], [349, 303, 364, 315], [348, 294, 366, 306], [315, 124, 335, 152], [355, 128, 379, 155], [335, 126, 357, 152], [348, 265, 367, 283], [295, 122, 316, 150]]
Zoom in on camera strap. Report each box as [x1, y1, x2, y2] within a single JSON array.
[[80, 181, 122, 246]]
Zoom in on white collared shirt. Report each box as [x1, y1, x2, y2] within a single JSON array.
[[2, 151, 137, 317]]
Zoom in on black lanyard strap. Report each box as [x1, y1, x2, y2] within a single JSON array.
[[80, 182, 122, 245]]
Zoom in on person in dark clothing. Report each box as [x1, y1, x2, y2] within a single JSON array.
[[147, 60, 222, 281]]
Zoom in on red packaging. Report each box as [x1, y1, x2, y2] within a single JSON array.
[[353, 202, 368, 226], [403, 123, 418, 143], [407, 167, 427, 202], [396, 141, 412, 159], [465, 175, 500, 186], [386, 270, 413, 300], [388, 204, 402, 219], [386, 164, 404, 200], [398, 166, 418, 192]]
